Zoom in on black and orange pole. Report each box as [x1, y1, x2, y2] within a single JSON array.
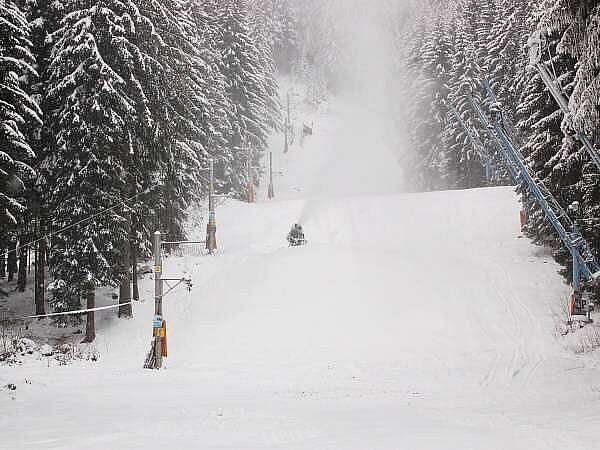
[[268, 151, 274, 199], [206, 158, 217, 253]]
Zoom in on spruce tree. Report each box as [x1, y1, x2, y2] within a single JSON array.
[[391, 4, 432, 191], [447, 32, 486, 189], [0, 0, 41, 230], [516, 27, 576, 260], [538, 0, 600, 281], [25, 0, 65, 301], [419, 15, 455, 190], [248, 0, 299, 72], [46, 0, 156, 320], [214, 0, 277, 196], [487, 0, 530, 124], [135, 0, 207, 240]]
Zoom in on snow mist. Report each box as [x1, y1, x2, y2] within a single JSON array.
[[297, 0, 408, 225]]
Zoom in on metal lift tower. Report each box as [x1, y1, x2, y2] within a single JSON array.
[[445, 101, 511, 183], [469, 81, 600, 322]]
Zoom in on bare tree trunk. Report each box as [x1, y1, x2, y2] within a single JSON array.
[[0, 245, 5, 279], [34, 238, 46, 316], [27, 242, 31, 274], [7, 241, 16, 283], [82, 287, 96, 343], [131, 243, 139, 302], [17, 236, 27, 292], [119, 240, 132, 318]]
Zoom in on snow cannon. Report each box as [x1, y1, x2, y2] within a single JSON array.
[[287, 223, 307, 247]]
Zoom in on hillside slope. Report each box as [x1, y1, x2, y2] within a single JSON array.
[[2, 97, 600, 450]]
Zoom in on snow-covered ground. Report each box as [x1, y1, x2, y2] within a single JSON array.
[[3, 96, 600, 449]]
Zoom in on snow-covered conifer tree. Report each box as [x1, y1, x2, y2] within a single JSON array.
[[213, 0, 277, 196], [249, 0, 299, 73], [446, 32, 486, 189], [486, 0, 530, 124], [0, 0, 41, 230], [516, 25, 576, 261], [418, 15, 456, 190], [46, 0, 157, 323], [538, 0, 600, 280]]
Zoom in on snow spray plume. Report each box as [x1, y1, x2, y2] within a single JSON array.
[[296, 0, 409, 224]]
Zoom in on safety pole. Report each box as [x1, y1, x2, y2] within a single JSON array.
[[570, 255, 585, 320], [206, 158, 217, 253], [148, 231, 164, 369], [287, 91, 291, 132], [284, 91, 290, 153], [268, 151, 274, 199]]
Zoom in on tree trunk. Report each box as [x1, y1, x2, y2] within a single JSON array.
[[119, 240, 132, 318], [17, 237, 27, 292], [131, 243, 139, 302], [7, 241, 17, 283], [82, 287, 96, 343], [0, 245, 5, 279], [119, 273, 132, 317], [34, 238, 46, 316]]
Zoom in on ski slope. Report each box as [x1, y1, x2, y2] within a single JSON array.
[[3, 98, 600, 450]]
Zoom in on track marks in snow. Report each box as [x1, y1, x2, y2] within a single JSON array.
[[474, 260, 551, 389]]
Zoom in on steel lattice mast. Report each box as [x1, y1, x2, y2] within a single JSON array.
[[468, 81, 600, 319]]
